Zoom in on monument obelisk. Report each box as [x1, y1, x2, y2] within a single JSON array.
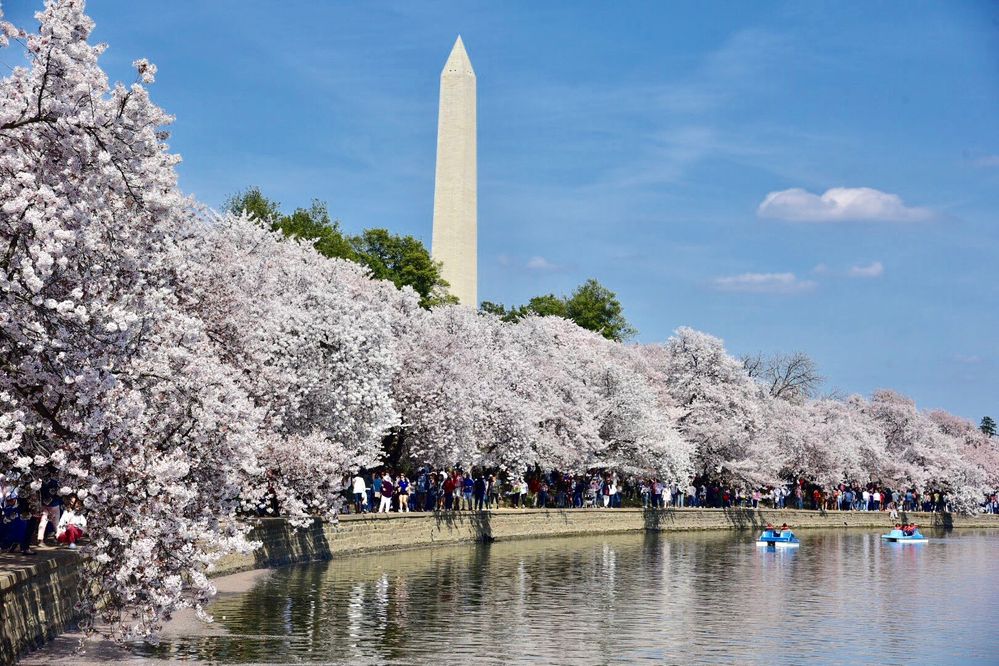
[[431, 36, 477, 306]]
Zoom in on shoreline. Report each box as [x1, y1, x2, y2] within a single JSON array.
[[6, 507, 999, 663]]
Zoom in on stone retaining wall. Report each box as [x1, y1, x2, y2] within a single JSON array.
[[0, 550, 82, 665], [208, 506, 996, 576], [5, 508, 998, 663]]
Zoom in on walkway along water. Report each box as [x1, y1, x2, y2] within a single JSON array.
[[4, 507, 998, 663]]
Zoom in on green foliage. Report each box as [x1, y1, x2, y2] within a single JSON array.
[[225, 188, 454, 309], [482, 278, 636, 341], [564, 279, 636, 341], [224, 187, 281, 224], [282, 200, 357, 261], [525, 293, 569, 318], [479, 301, 509, 318], [226, 188, 357, 261], [348, 229, 457, 309], [982, 416, 997, 438]]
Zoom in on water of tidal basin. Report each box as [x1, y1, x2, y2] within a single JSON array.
[[137, 529, 999, 664]]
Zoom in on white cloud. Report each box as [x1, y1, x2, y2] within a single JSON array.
[[525, 256, 560, 271], [972, 154, 999, 168], [712, 272, 816, 294], [757, 187, 933, 222], [848, 261, 884, 278], [954, 354, 984, 365], [811, 263, 829, 275]]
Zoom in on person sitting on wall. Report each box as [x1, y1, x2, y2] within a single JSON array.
[[56, 496, 87, 549]]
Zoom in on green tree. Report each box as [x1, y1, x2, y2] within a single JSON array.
[[226, 188, 356, 260], [280, 200, 357, 260], [479, 301, 510, 318], [564, 278, 636, 341], [224, 186, 282, 224], [348, 229, 457, 309], [523, 294, 569, 319], [982, 416, 997, 438], [225, 188, 454, 309], [480, 278, 636, 341]]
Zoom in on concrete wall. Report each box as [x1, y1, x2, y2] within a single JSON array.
[[1, 550, 82, 665], [5, 508, 999, 663], [208, 506, 998, 576]]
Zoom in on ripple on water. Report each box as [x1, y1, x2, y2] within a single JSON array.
[[131, 529, 999, 664]]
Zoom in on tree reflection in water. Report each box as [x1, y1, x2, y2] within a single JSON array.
[[133, 530, 999, 663]]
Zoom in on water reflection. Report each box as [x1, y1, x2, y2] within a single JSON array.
[[135, 529, 999, 664]]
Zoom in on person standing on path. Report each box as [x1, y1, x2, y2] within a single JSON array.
[[443, 472, 456, 511], [473, 474, 486, 511], [397, 474, 410, 512], [463, 473, 475, 511], [351, 472, 367, 514], [488, 474, 501, 509], [371, 474, 383, 513], [37, 474, 63, 545], [378, 474, 394, 513]]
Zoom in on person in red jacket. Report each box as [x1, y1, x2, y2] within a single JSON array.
[[443, 474, 456, 511]]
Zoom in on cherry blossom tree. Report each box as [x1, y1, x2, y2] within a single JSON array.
[[646, 328, 775, 485], [0, 0, 267, 638], [929, 409, 999, 493], [393, 306, 541, 470], [182, 214, 410, 519], [773, 397, 885, 489], [512, 316, 692, 479], [395, 311, 692, 481], [861, 390, 983, 509], [505, 315, 603, 471]]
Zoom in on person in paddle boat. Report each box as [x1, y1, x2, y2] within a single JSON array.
[[778, 522, 790, 535]]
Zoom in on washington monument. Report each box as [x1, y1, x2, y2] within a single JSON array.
[[431, 36, 477, 306]]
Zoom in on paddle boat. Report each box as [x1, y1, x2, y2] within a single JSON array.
[[757, 525, 800, 548], [881, 526, 927, 543]]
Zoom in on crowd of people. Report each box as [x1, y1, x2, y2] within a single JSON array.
[[2, 465, 990, 558], [1, 470, 87, 555], [338, 467, 977, 516]]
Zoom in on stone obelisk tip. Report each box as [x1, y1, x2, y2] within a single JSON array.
[[443, 35, 474, 76]]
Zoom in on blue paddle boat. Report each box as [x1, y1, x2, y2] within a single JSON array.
[[757, 528, 800, 547], [881, 527, 927, 543]]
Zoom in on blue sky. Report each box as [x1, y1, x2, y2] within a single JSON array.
[[3, 1, 997, 420]]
